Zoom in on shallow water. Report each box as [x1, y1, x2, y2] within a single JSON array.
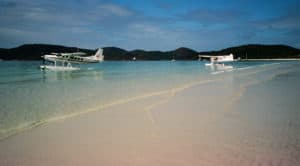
[[222, 66, 300, 166], [0, 60, 298, 139], [0, 60, 300, 166]]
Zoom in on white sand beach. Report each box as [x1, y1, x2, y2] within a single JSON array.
[[0, 62, 300, 166]]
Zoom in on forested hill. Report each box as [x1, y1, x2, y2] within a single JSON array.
[[0, 44, 299, 60], [0, 44, 94, 60]]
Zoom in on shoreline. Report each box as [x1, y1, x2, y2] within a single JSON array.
[[0, 62, 299, 165], [240, 58, 300, 61], [0, 62, 282, 141], [0, 58, 300, 62]]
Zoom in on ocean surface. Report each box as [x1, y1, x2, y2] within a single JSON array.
[[0, 60, 299, 140]]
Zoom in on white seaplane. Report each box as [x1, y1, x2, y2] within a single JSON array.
[[40, 48, 104, 71], [199, 53, 234, 66], [199, 53, 235, 72]]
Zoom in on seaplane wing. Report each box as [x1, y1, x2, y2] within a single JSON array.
[[43, 48, 104, 63]]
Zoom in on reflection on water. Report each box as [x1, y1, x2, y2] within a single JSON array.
[[206, 63, 234, 75], [208, 63, 233, 71], [41, 69, 104, 82]]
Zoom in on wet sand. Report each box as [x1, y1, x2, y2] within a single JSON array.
[[0, 62, 299, 166]]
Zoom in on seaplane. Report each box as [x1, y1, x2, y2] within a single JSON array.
[[199, 53, 235, 72], [199, 53, 234, 66], [40, 48, 104, 71]]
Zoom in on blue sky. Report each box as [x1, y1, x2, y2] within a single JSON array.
[[0, 0, 299, 51]]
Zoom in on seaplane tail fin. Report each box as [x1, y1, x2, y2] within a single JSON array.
[[94, 48, 104, 61]]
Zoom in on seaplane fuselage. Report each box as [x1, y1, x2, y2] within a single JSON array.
[[43, 48, 104, 64]]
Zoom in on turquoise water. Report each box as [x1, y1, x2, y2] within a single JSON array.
[[0, 60, 295, 139]]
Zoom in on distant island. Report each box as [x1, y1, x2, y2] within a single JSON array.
[[0, 44, 299, 61]]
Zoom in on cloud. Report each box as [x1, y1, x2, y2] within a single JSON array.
[[98, 4, 132, 17], [0, 1, 142, 48], [0, 0, 299, 50]]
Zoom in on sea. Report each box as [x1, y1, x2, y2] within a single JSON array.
[[0, 60, 299, 141]]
